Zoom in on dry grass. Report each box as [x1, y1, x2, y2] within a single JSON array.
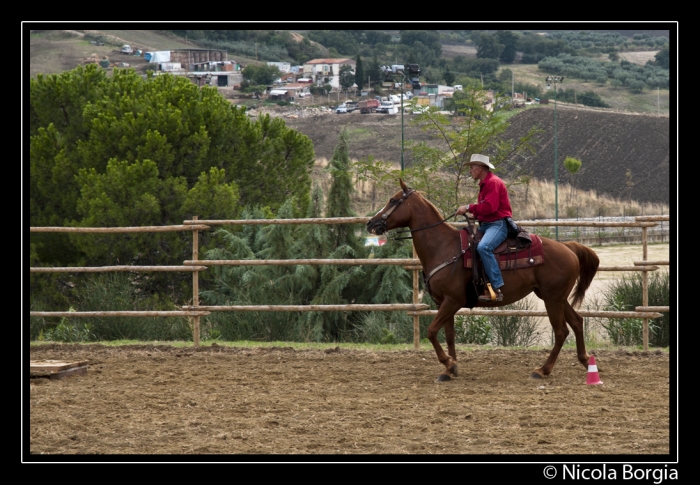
[[317, 159, 669, 219], [508, 178, 668, 220]]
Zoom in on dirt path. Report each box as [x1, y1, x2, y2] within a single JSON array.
[[28, 344, 670, 456]]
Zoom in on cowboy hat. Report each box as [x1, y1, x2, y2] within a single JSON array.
[[467, 154, 495, 169]]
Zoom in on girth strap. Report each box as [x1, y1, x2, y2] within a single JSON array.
[[423, 256, 459, 286]]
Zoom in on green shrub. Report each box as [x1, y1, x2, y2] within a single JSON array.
[[350, 312, 419, 344], [490, 296, 542, 347], [602, 294, 659, 346], [61, 273, 192, 341], [455, 314, 492, 344], [603, 270, 669, 347], [43, 318, 95, 343]]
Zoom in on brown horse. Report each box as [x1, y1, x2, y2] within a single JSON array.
[[366, 179, 600, 381]]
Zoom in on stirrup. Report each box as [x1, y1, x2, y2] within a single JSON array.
[[478, 283, 503, 302]]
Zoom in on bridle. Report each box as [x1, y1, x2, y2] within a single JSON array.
[[376, 187, 464, 288], [378, 188, 457, 241]]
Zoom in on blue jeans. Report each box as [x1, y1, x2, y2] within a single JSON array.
[[477, 219, 508, 289]]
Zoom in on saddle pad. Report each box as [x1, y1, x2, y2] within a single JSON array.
[[460, 229, 544, 270]]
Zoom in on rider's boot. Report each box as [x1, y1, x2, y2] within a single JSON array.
[[478, 283, 503, 302]]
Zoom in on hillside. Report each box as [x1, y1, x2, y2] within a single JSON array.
[[275, 105, 670, 206], [500, 106, 669, 205], [27, 28, 672, 212]]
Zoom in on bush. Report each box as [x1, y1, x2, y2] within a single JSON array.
[[601, 294, 659, 346], [350, 312, 415, 344], [455, 314, 492, 344], [454, 297, 541, 347], [603, 270, 670, 347], [45, 273, 193, 342], [490, 296, 542, 347]]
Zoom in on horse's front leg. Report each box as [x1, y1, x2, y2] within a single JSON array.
[[444, 321, 458, 377], [426, 300, 461, 381]]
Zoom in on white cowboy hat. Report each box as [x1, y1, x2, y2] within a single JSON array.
[[467, 153, 495, 169]]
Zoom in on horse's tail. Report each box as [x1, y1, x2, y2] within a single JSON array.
[[562, 241, 600, 309]]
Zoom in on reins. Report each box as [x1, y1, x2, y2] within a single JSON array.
[[382, 189, 458, 241], [389, 211, 458, 240], [378, 190, 471, 287]]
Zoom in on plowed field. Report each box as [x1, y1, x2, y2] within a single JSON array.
[[280, 106, 670, 206]]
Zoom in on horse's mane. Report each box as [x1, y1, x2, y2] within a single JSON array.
[[416, 191, 457, 229]]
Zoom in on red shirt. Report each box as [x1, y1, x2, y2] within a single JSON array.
[[467, 171, 513, 223]]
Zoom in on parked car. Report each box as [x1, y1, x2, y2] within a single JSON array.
[[336, 104, 348, 114]]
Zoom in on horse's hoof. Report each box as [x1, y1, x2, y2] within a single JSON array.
[[449, 363, 458, 377], [437, 374, 452, 382], [530, 371, 543, 379]]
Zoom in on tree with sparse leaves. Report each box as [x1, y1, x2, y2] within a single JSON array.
[[563, 156, 582, 203], [353, 85, 543, 217]]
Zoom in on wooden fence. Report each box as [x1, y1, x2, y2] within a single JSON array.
[[29, 215, 670, 349]]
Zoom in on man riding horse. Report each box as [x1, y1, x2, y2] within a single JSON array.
[[456, 154, 512, 303]]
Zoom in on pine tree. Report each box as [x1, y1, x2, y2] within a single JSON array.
[[326, 130, 360, 250], [308, 131, 370, 341]]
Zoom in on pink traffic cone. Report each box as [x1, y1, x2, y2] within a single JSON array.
[[586, 355, 603, 385]]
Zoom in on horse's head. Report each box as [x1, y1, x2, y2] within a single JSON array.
[[366, 178, 415, 235]]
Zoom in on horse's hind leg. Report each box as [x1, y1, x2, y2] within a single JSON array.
[[564, 302, 589, 369], [532, 300, 569, 379]]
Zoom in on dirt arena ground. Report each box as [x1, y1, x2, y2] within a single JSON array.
[[27, 343, 671, 458]]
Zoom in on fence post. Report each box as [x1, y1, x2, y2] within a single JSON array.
[[413, 243, 420, 349], [642, 226, 649, 350], [192, 215, 201, 347]]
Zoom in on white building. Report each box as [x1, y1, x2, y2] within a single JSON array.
[[267, 61, 291, 73], [303, 58, 356, 89]]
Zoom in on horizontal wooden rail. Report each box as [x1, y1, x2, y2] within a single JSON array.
[[30, 225, 210, 233], [634, 260, 670, 266], [31, 266, 208, 273], [30, 311, 211, 317], [407, 309, 663, 319], [635, 306, 670, 313], [402, 265, 659, 272], [182, 304, 429, 312], [598, 265, 658, 271], [183, 218, 659, 228], [184, 217, 368, 225], [635, 216, 670, 222], [184, 259, 418, 266], [501, 221, 659, 228], [185, 261, 660, 273]]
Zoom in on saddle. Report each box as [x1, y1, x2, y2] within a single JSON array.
[[458, 223, 544, 307]]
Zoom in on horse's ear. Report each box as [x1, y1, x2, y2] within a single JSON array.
[[399, 178, 408, 191]]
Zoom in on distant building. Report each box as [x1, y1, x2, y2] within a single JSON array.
[[267, 61, 291, 73], [268, 83, 311, 101], [149, 49, 242, 88], [303, 58, 356, 89]]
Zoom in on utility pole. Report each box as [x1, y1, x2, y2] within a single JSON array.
[[546, 75, 564, 240]]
